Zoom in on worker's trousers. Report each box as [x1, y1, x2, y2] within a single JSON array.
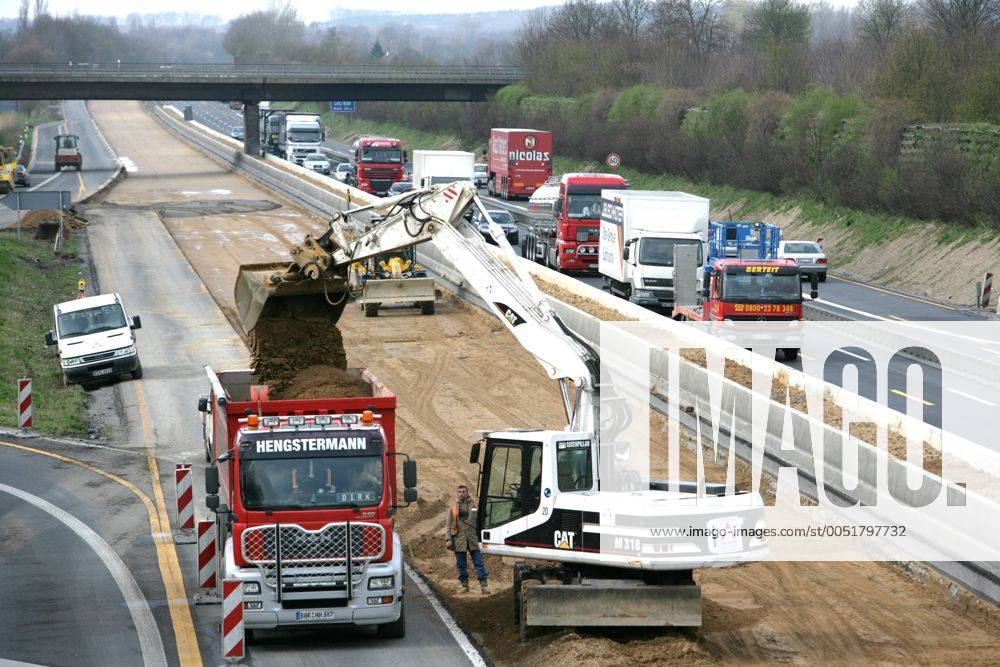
[[454, 548, 488, 583]]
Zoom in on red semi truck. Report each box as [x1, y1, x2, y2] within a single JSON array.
[[521, 172, 627, 272], [199, 366, 417, 639], [486, 128, 552, 199], [351, 136, 406, 196]]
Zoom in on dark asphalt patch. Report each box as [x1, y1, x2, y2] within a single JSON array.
[[96, 199, 282, 218]]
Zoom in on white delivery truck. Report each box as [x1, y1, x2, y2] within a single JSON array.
[[411, 150, 475, 189], [280, 113, 324, 165], [598, 190, 709, 309], [45, 293, 143, 385]]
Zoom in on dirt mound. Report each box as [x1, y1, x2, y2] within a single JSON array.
[[277, 364, 373, 399], [250, 316, 348, 395], [21, 209, 87, 230]]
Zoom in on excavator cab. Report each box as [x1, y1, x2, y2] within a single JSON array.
[[0, 146, 16, 194]]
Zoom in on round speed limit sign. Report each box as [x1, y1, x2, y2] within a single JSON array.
[[605, 152, 621, 169]]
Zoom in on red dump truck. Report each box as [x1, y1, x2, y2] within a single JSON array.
[[199, 366, 417, 639], [486, 128, 552, 199]]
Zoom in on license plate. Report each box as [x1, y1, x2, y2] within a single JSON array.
[[295, 610, 336, 622], [92, 368, 113, 376]]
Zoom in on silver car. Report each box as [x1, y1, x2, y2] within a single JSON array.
[[303, 152, 331, 175], [333, 162, 354, 183], [778, 240, 827, 282]]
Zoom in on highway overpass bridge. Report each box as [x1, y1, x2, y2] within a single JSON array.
[[0, 63, 523, 153]]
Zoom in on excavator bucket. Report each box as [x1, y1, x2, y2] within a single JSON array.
[[234, 262, 349, 333]]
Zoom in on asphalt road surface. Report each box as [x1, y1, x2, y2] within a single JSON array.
[[85, 99, 479, 666]]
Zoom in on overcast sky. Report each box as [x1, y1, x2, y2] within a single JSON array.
[[0, 0, 560, 22]]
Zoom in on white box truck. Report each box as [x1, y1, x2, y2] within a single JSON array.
[[279, 113, 324, 165], [598, 190, 709, 309], [411, 150, 475, 189]]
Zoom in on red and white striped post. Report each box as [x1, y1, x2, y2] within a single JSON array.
[[222, 579, 245, 662], [173, 463, 195, 543], [981, 272, 993, 308], [194, 519, 221, 604], [17, 378, 32, 429]]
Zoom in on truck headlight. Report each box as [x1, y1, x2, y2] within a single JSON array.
[[636, 290, 655, 299], [368, 575, 394, 590], [243, 581, 261, 595], [61, 356, 83, 367], [113, 345, 136, 358]]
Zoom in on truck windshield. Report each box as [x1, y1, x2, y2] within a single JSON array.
[[242, 455, 383, 510], [723, 273, 802, 302], [566, 193, 602, 219], [638, 238, 703, 267], [361, 148, 403, 163], [57, 304, 128, 338], [289, 129, 321, 143]]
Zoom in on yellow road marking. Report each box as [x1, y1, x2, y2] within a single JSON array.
[[90, 232, 203, 666], [77, 168, 87, 196], [829, 274, 961, 311], [890, 388, 934, 406], [0, 440, 202, 665]]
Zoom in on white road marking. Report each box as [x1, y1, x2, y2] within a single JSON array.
[[805, 292, 889, 321], [946, 387, 998, 407], [834, 348, 872, 362], [0, 482, 167, 667], [404, 563, 486, 667], [27, 172, 62, 191]]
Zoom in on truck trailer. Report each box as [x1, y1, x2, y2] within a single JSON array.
[[487, 128, 553, 199], [598, 190, 709, 309], [411, 150, 474, 189], [199, 367, 418, 639]]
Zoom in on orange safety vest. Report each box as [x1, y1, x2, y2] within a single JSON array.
[[450, 503, 460, 535]]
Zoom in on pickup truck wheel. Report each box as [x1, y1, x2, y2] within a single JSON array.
[[244, 629, 255, 645], [376, 601, 405, 639], [420, 301, 435, 315], [365, 303, 379, 317], [131, 362, 143, 380], [782, 348, 800, 362], [818, 272, 827, 283]]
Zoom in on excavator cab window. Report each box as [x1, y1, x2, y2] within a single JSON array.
[[480, 440, 542, 529], [557, 441, 592, 492]]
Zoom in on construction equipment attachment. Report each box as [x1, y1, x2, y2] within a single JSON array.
[[234, 261, 348, 334]]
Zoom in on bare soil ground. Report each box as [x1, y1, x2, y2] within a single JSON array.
[[90, 100, 1000, 666]]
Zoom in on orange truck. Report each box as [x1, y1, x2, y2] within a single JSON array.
[[671, 258, 818, 361]]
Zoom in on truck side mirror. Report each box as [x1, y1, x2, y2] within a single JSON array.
[[402, 150, 408, 162], [403, 488, 417, 503], [45, 330, 56, 346], [469, 441, 481, 464], [206, 494, 220, 511], [622, 245, 630, 261], [205, 466, 220, 495], [403, 459, 417, 489], [131, 315, 142, 330], [197, 395, 210, 413]]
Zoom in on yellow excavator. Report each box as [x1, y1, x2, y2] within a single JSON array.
[[0, 146, 17, 195]]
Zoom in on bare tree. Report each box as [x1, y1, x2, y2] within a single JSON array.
[[655, 0, 727, 59], [858, 0, 908, 50], [32, 0, 48, 19], [548, 0, 609, 40], [609, 0, 652, 43], [920, 0, 1000, 40], [18, 0, 29, 31]]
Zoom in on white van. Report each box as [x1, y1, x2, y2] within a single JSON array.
[[45, 293, 143, 386]]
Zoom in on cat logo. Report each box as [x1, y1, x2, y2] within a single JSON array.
[[493, 302, 526, 326], [554, 530, 576, 550]]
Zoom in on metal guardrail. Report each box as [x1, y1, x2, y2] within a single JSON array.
[[0, 63, 524, 82]]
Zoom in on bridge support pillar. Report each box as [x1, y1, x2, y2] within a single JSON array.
[[243, 102, 260, 156]]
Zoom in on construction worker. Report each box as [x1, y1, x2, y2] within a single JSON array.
[[446, 484, 489, 594]]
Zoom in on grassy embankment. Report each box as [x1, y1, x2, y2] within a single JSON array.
[[0, 102, 61, 166], [319, 113, 991, 270], [0, 234, 89, 435]]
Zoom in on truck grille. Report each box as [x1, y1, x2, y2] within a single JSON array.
[[243, 522, 385, 564], [643, 278, 673, 288], [82, 350, 115, 363], [371, 179, 392, 192], [242, 522, 386, 590]]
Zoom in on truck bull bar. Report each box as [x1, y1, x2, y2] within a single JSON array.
[[242, 522, 386, 599]]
